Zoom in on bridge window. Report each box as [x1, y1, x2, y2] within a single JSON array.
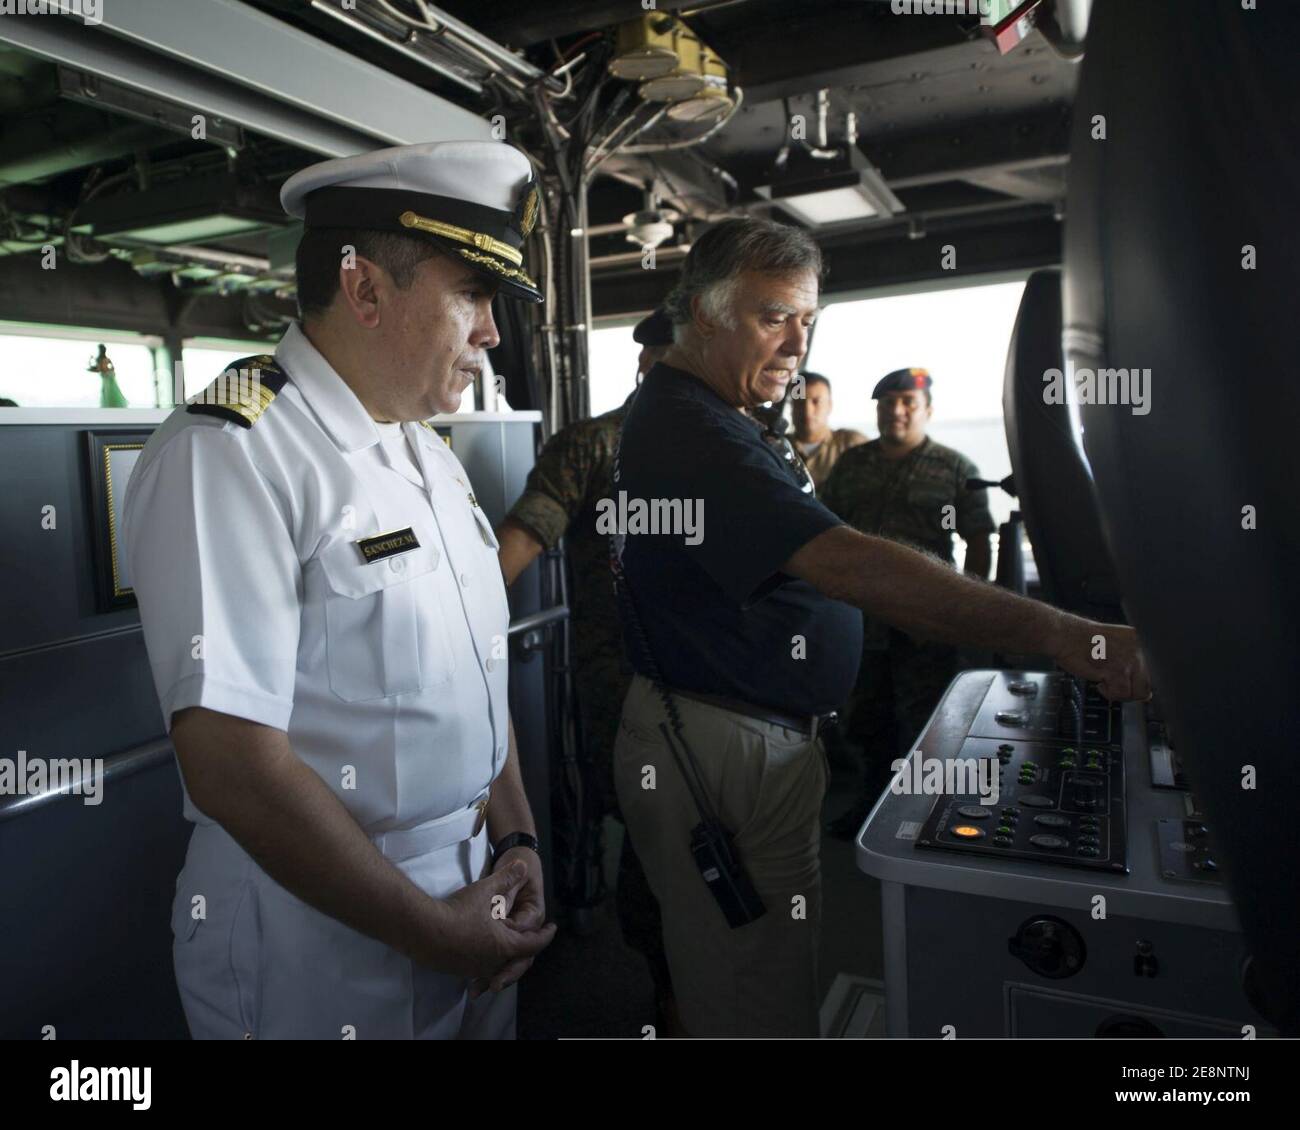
[[565, 279, 1035, 576], [0, 323, 166, 409], [589, 321, 645, 417], [808, 276, 1028, 569]]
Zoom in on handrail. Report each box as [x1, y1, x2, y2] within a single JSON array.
[[1, 608, 569, 819], [0, 737, 173, 821], [507, 604, 569, 637]]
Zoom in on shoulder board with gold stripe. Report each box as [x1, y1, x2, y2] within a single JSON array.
[[187, 354, 287, 429]]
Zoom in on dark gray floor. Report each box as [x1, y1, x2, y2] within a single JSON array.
[[518, 763, 884, 1039]]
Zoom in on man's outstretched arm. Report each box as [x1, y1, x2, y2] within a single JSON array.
[[785, 526, 1149, 701]]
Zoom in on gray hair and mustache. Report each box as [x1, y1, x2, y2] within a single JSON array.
[[662, 218, 825, 341]]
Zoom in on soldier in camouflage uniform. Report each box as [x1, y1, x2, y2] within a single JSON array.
[[496, 309, 679, 1025], [502, 403, 631, 816], [821, 368, 996, 838], [789, 371, 867, 490]]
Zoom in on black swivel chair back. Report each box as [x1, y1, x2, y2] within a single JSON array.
[[1002, 267, 1124, 624], [1064, 0, 1300, 1034]]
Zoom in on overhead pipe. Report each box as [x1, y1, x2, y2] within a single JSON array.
[[589, 244, 691, 270], [309, 0, 484, 94], [399, 1, 548, 85], [362, 0, 561, 92]]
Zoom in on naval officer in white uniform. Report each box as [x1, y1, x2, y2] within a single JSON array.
[[122, 140, 556, 1039]]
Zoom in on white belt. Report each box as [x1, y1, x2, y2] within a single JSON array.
[[370, 792, 489, 863]]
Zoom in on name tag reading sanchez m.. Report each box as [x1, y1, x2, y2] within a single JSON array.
[[356, 527, 420, 564]]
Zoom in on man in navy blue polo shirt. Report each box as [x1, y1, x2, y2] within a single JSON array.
[[611, 217, 1150, 1038]]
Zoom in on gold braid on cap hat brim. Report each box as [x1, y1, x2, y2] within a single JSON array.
[[456, 248, 538, 289], [398, 209, 523, 266]]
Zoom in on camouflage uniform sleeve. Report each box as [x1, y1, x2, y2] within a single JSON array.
[[505, 422, 599, 550], [954, 454, 998, 539], [820, 454, 849, 519]]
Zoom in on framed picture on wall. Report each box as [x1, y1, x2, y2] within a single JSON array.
[[85, 430, 149, 612]]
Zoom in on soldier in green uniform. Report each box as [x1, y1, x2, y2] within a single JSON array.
[[789, 371, 867, 491], [822, 367, 997, 838], [496, 309, 680, 1029]]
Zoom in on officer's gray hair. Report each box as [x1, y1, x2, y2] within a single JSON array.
[[663, 218, 824, 341]]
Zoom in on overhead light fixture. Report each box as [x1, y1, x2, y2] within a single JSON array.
[[70, 174, 283, 246], [768, 183, 879, 225], [57, 67, 244, 149], [756, 148, 904, 229]]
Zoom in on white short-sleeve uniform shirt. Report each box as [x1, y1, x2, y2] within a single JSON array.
[[122, 323, 514, 1039], [124, 321, 509, 832]]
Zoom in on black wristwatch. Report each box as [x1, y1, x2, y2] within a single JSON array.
[[492, 831, 540, 864]]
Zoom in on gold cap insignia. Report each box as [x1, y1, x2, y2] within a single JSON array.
[[520, 185, 540, 239]]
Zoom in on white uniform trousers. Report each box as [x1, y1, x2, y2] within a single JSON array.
[[170, 820, 515, 1040]]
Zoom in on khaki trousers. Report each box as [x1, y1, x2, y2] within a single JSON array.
[[613, 674, 828, 1037]]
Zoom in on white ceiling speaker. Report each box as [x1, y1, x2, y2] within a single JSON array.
[[622, 207, 680, 249]]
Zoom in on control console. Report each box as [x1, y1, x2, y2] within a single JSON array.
[[915, 671, 1127, 872]]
